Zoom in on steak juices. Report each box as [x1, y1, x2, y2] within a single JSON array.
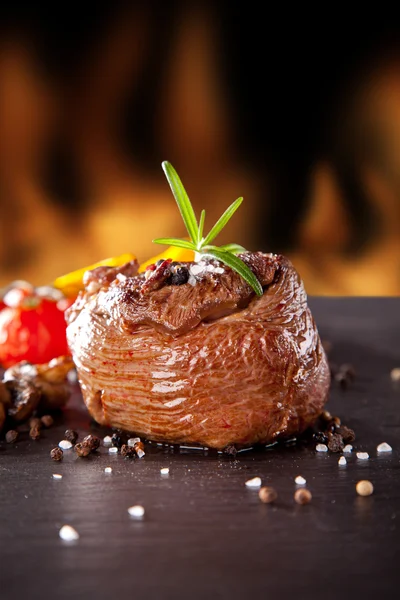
[[65, 252, 330, 450]]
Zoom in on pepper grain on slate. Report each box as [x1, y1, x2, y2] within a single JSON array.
[[50, 447, 63, 461], [64, 429, 78, 444]]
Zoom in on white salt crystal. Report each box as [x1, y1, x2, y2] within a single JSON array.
[[67, 369, 78, 384], [58, 440, 72, 450], [59, 525, 79, 541], [190, 264, 204, 276], [187, 274, 197, 286], [86, 281, 100, 294], [316, 443, 328, 452], [377, 442, 392, 453], [338, 456, 347, 466], [245, 477, 262, 488], [356, 452, 369, 460], [127, 505, 145, 518], [343, 444, 353, 453], [103, 436, 112, 445], [108, 447, 118, 454], [214, 267, 225, 274], [128, 437, 141, 447], [136, 449, 145, 459], [52, 474, 63, 480], [104, 467, 112, 474], [295, 475, 306, 485], [160, 467, 169, 476]]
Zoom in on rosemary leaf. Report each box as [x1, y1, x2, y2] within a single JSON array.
[[202, 197, 243, 247], [203, 247, 263, 296], [152, 237, 196, 251], [162, 161, 199, 244], [198, 209, 206, 243], [219, 243, 247, 254]]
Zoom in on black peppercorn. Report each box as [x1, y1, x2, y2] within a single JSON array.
[[223, 444, 237, 457], [41, 415, 54, 428], [50, 447, 63, 461], [111, 433, 122, 448], [294, 488, 312, 505], [29, 427, 41, 440], [337, 425, 355, 443], [313, 431, 328, 444], [335, 371, 350, 390], [64, 429, 78, 444], [170, 266, 189, 286], [6, 430, 18, 444], [259, 486, 278, 504], [29, 417, 42, 430], [121, 444, 136, 458], [327, 432, 344, 453], [339, 363, 356, 382], [83, 434, 100, 450], [74, 442, 92, 457]]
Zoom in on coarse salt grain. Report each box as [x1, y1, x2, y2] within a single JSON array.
[[59, 525, 79, 541], [136, 449, 145, 459], [377, 442, 392, 453], [245, 477, 262, 488], [127, 505, 145, 518], [343, 444, 353, 453], [52, 474, 63, 480], [160, 467, 170, 475], [103, 436, 112, 445], [356, 452, 369, 460], [67, 369, 78, 384], [58, 440, 73, 450], [104, 467, 112, 473], [338, 456, 347, 466], [108, 447, 118, 454], [295, 475, 306, 485], [187, 275, 197, 286], [128, 437, 141, 447], [190, 264, 204, 276], [316, 443, 328, 452]]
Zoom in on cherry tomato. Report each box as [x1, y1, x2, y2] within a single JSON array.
[[0, 288, 73, 368]]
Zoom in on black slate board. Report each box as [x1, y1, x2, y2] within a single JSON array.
[[0, 297, 399, 600]]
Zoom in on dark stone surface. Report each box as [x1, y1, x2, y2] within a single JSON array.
[[0, 297, 399, 600]]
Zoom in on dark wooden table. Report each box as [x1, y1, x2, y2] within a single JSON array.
[[1, 297, 399, 600]]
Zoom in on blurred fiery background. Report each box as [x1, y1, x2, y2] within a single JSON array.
[[0, 3, 400, 295]]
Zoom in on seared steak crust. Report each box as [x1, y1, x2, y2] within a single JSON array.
[[66, 252, 330, 449]]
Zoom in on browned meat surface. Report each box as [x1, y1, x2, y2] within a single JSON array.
[[66, 252, 330, 449], [82, 258, 139, 290]]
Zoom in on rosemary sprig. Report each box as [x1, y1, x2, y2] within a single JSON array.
[[153, 161, 263, 296]]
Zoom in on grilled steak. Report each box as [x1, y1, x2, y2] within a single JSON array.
[[65, 252, 330, 449]]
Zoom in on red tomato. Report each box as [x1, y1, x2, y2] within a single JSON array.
[[0, 295, 72, 368]]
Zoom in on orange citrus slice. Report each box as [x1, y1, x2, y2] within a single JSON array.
[[53, 253, 136, 298]]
